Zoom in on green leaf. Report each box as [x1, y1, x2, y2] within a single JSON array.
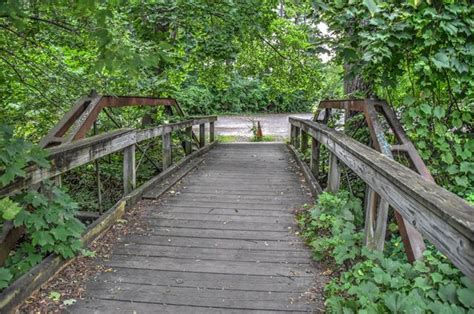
[[433, 107, 446, 119], [430, 272, 442, 283], [49, 291, 61, 302], [454, 176, 468, 187], [414, 277, 432, 291], [432, 52, 450, 69], [0, 197, 22, 220], [438, 283, 457, 303], [363, 0, 380, 16], [461, 277, 474, 290], [384, 292, 404, 312], [403, 95, 416, 106], [408, 0, 422, 7], [420, 104, 432, 115], [0, 268, 13, 289], [457, 288, 474, 307]]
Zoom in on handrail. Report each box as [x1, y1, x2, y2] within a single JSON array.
[[289, 117, 474, 279]]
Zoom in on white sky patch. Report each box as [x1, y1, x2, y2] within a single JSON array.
[[317, 22, 333, 63]]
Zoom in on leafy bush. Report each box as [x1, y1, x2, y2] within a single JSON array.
[[298, 191, 474, 313], [298, 191, 363, 264], [0, 125, 85, 290]]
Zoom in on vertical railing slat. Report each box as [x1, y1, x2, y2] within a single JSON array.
[[123, 144, 136, 194]]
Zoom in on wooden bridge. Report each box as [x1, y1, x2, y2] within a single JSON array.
[[0, 96, 472, 313]]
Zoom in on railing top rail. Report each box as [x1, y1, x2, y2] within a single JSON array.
[[289, 117, 474, 278]]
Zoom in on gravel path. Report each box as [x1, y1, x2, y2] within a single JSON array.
[[214, 113, 313, 141]]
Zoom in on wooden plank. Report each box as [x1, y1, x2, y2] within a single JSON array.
[[327, 152, 340, 193], [199, 123, 205, 147], [290, 117, 474, 279], [310, 137, 320, 177], [93, 268, 313, 291], [162, 131, 172, 170], [104, 255, 313, 277], [300, 129, 308, 152], [162, 194, 306, 205], [160, 198, 302, 209], [148, 212, 297, 224], [146, 218, 297, 232], [209, 121, 215, 142], [130, 228, 295, 242], [82, 282, 313, 312], [184, 126, 192, 155], [113, 244, 311, 262], [122, 234, 307, 251], [70, 299, 280, 314], [156, 207, 294, 218], [123, 144, 136, 194]]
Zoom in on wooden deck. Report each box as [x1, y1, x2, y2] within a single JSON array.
[[71, 143, 321, 313]]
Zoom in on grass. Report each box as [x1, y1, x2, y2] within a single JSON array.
[[250, 135, 277, 142], [216, 135, 239, 143]]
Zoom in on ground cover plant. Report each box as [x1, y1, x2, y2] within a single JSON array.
[[297, 191, 474, 313]]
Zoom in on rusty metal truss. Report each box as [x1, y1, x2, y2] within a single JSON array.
[[40, 92, 187, 148]]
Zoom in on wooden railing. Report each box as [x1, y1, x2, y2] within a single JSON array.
[[1, 116, 217, 197], [289, 117, 474, 279], [0, 116, 217, 265]]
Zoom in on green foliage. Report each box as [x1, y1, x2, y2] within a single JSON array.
[[298, 191, 474, 313], [312, 0, 474, 198], [0, 125, 84, 289], [297, 192, 363, 264], [326, 248, 474, 313], [0, 125, 49, 185]]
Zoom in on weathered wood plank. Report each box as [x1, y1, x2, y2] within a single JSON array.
[[327, 152, 340, 193], [104, 255, 313, 277], [162, 131, 172, 170], [146, 218, 297, 231], [123, 144, 136, 194], [82, 282, 313, 312], [94, 268, 313, 291], [199, 123, 205, 147], [209, 121, 215, 142]]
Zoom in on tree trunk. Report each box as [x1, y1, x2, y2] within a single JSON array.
[[343, 63, 373, 98]]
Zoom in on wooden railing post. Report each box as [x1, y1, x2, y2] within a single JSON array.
[[300, 130, 308, 152], [327, 152, 340, 193], [123, 144, 136, 194], [184, 126, 192, 155], [310, 138, 320, 177], [199, 123, 205, 147], [290, 125, 295, 145], [210, 121, 215, 142], [162, 131, 172, 170], [290, 125, 300, 149]]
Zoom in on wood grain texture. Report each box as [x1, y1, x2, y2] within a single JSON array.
[[70, 143, 324, 313]]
